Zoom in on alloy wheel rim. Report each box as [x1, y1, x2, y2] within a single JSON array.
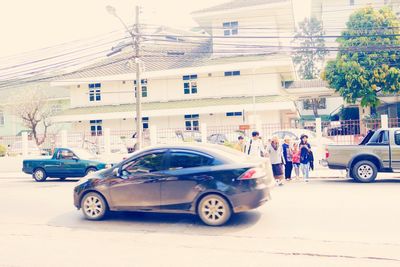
[[35, 170, 44, 180], [83, 196, 103, 218], [202, 198, 226, 223], [358, 165, 373, 179]]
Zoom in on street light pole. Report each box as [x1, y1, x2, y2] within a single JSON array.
[[107, 5, 143, 150], [134, 6, 142, 150]]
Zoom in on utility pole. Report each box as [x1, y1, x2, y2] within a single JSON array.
[[134, 5, 143, 150], [106, 4, 143, 150]]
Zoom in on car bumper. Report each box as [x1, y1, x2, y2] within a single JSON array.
[[230, 184, 272, 213]]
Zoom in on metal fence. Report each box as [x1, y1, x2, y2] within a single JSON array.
[[0, 116, 396, 155]]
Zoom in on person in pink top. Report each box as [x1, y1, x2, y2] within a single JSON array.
[[292, 142, 301, 179]]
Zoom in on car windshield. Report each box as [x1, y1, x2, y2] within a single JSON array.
[[72, 148, 96, 159]]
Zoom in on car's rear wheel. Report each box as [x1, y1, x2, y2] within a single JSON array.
[[33, 168, 47, 182], [85, 167, 97, 176], [81, 192, 107, 220], [352, 160, 377, 183], [198, 194, 232, 226]]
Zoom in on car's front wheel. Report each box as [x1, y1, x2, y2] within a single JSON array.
[[81, 192, 108, 220], [33, 168, 47, 182], [198, 194, 232, 226], [352, 160, 378, 183]]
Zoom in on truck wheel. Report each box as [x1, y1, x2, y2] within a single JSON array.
[[33, 168, 47, 182], [352, 160, 377, 183]]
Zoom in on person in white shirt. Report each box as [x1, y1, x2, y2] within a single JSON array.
[[244, 131, 265, 158]]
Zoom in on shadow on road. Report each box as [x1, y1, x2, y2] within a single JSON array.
[[48, 209, 263, 235], [319, 178, 400, 184]]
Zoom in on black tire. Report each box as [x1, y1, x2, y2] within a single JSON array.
[[352, 160, 378, 183], [81, 192, 108, 220], [33, 168, 47, 182], [197, 194, 232, 226], [85, 167, 97, 176]]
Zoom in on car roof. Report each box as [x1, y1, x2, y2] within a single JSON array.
[[134, 144, 257, 163]]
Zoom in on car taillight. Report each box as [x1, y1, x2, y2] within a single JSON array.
[[325, 148, 330, 159], [239, 168, 266, 180]]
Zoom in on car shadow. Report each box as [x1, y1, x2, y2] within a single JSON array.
[[48, 209, 263, 235]]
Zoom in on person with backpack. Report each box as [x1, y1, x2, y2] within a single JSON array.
[[244, 131, 265, 158]]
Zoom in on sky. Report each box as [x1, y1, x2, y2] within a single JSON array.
[[0, 0, 310, 58]]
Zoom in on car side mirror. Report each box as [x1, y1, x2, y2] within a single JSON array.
[[72, 156, 79, 161]]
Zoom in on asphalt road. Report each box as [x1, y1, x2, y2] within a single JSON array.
[[0, 175, 399, 267]]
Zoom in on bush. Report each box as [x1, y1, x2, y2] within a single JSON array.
[[0, 144, 6, 157]]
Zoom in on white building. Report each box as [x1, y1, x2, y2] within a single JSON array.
[[52, 0, 299, 136], [284, 80, 344, 122]]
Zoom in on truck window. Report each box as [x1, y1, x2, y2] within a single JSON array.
[[395, 131, 400, 145], [368, 130, 389, 145], [378, 131, 389, 144]]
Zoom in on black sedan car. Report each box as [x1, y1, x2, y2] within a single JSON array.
[[73, 144, 274, 226]]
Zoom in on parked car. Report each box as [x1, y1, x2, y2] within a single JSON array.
[[271, 129, 333, 146], [324, 128, 400, 183], [23, 148, 109, 182], [73, 144, 274, 226], [8, 140, 48, 156], [208, 131, 244, 145]]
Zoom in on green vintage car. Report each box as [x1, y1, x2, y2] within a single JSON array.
[[22, 148, 109, 182]]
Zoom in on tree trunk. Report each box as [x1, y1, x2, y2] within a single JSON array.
[[311, 98, 319, 118]]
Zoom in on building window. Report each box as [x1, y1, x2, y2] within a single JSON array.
[[183, 75, 198, 94], [223, 21, 238, 36], [89, 83, 101, 102], [90, 120, 103, 136], [134, 79, 148, 97], [51, 104, 62, 114], [224, 71, 240, 77], [184, 114, 199, 131], [142, 117, 149, 129], [0, 111, 4, 126], [303, 98, 327, 110], [226, 112, 243, 117]]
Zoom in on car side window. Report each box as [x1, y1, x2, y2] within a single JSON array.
[[395, 131, 400, 145], [58, 149, 75, 160], [122, 152, 165, 174], [169, 152, 213, 170]]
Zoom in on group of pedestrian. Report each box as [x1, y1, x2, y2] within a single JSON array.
[[235, 131, 314, 186]]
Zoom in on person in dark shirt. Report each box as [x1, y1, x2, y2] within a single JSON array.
[[282, 136, 293, 181], [299, 134, 312, 182]]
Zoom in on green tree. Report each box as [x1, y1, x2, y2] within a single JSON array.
[[292, 17, 328, 117], [323, 7, 400, 107]]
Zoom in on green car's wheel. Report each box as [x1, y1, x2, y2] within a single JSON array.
[[33, 168, 47, 182], [85, 167, 97, 176]]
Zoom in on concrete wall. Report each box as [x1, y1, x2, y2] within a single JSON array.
[[296, 97, 344, 117]]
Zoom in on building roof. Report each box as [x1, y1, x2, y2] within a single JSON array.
[[192, 0, 288, 15], [285, 79, 329, 89], [55, 51, 288, 82], [57, 95, 292, 116], [0, 84, 69, 105]]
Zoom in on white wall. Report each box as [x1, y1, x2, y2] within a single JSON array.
[[69, 70, 284, 108], [68, 110, 282, 133]]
